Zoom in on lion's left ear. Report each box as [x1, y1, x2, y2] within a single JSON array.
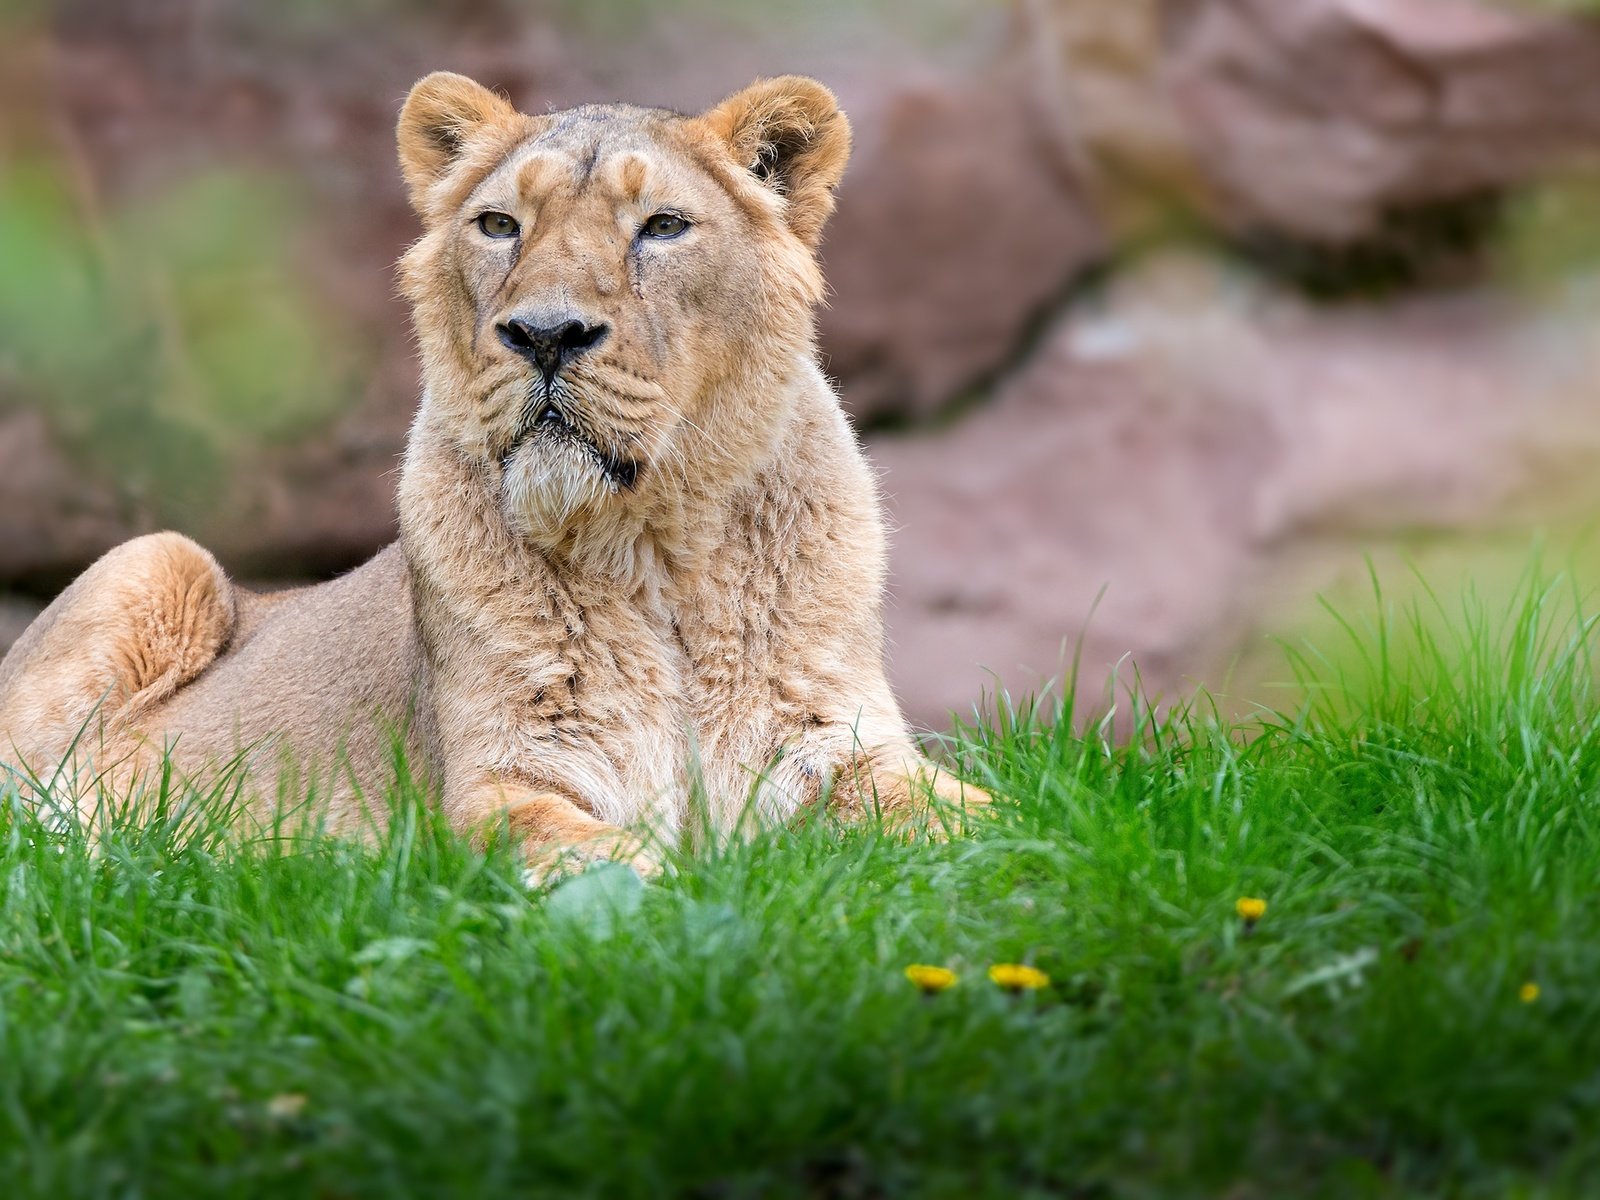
[[701, 76, 852, 248]]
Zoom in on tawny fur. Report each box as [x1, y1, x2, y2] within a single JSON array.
[[0, 73, 986, 871]]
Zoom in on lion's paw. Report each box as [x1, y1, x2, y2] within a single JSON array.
[[522, 830, 663, 889]]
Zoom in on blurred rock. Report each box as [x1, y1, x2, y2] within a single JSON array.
[[1024, 0, 1210, 239], [0, 399, 400, 586], [819, 59, 1107, 423], [876, 256, 1600, 728], [1161, 0, 1600, 241]]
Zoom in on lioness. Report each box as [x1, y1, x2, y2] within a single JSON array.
[[0, 72, 985, 872]]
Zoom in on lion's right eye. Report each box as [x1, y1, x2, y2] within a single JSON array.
[[478, 211, 520, 239]]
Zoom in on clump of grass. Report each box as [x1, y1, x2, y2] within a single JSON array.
[[3, 566, 1600, 1197]]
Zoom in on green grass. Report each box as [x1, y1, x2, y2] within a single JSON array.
[[5, 571, 1600, 1198]]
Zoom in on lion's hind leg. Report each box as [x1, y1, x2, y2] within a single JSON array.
[[0, 532, 237, 775]]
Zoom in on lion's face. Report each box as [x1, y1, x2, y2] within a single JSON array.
[[396, 74, 850, 535]]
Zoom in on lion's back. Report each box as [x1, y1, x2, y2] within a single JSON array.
[[150, 543, 433, 826]]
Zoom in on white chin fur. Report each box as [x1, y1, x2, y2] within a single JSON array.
[[500, 437, 614, 532]]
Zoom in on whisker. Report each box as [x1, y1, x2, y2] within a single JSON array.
[[662, 402, 739, 464]]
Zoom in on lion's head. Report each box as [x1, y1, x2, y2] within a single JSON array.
[[396, 71, 851, 540]]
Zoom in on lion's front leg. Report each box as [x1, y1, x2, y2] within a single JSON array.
[[800, 740, 992, 833], [453, 775, 662, 882], [841, 751, 992, 828]]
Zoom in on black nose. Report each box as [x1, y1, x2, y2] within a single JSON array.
[[496, 316, 610, 378]]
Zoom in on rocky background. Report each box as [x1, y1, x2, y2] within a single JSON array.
[[4, 0, 1600, 729]]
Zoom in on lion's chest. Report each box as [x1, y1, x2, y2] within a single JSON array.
[[439, 576, 798, 836], [517, 599, 691, 829], [531, 586, 813, 834]]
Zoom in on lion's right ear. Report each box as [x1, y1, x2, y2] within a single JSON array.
[[397, 72, 519, 213]]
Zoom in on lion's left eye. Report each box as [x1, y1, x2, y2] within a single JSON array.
[[478, 211, 520, 239], [640, 212, 689, 239]]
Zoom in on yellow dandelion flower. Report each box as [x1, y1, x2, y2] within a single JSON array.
[[904, 964, 958, 994], [1236, 897, 1268, 924], [988, 963, 1050, 992], [1520, 981, 1541, 1005]]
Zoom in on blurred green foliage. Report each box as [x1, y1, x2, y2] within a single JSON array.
[[1495, 171, 1600, 291], [0, 164, 352, 521], [1511, 0, 1600, 13]]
